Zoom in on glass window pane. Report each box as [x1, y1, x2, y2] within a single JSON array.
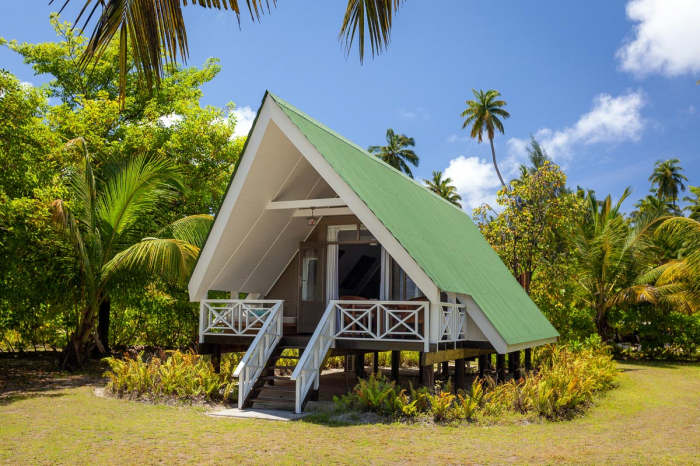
[[301, 248, 320, 301], [337, 229, 357, 242]]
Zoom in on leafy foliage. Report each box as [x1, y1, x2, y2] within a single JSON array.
[[103, 349, 238, 402], [334, 341, 619, 422]]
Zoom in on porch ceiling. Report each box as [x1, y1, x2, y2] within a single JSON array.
[[198, 119, 336, 296]]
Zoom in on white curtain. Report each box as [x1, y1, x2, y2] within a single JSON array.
[[380, 247, 391, 301], [326, 227, 339, 302]]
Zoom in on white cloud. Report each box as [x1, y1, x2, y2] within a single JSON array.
[[507, 90, 647, 162], [231, 105, 256, 138], [400, 107, 429, 120], [446, 134, 471, 143], [617, 0, 700, 78], [443, 156, 502, 212]]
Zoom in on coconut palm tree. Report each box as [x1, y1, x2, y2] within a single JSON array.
[[424, 171, 462, 208], [647, 216, 700, 314], [52, 138, 212, 370], [368, 128, 419, 178], [649, 159, 688, 209], [683, 186, 700, 221], [53, 0, 404, 103], [460, 89, 510, 188], [570, 188, 663, 341]]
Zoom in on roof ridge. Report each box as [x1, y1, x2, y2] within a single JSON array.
[[268, 93, 469, 215]]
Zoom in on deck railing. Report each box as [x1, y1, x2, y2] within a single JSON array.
[[230, 300, 284, 407], [199, 299, 282, 342], [332, 300, 430, 352], [439, 302, 469, 345]]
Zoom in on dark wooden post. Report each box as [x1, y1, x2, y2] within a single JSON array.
[[508, 352, 515, 374], [211, 345, 221, 374], [355, 351, 366, 379], [418, 352, 424, 384], [513, 351, 522, 380], [478, 354, 487, 378], [373, 352, 379, 374], [496, 353, 506, 384], [454, 358, 465, 392], [391, 350, 401, 383], [441, 361, 449, 378], [421, 363, 435, 389], [489, 353, 495, 370], [525, 348, 533, 371]]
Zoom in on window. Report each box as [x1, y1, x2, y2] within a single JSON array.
[[391, 260, 424, 301], [301, 248, 320, 301]]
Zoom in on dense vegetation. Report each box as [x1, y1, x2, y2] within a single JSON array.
[[334, 338, 619, 422]]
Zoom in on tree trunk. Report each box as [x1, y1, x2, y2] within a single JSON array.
[[97, 297, 111, 355], [594, 309, 612, 342], [59, 315, 95, 371], [489, 138, 507, 188]]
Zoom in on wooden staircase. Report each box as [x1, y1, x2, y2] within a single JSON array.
[[241, 337, 313, 410]]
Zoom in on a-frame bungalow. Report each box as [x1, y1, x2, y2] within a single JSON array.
[[188, 92, 559, 413]]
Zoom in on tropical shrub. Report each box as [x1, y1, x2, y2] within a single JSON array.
[[334, 341, 618, 422], [103, 350, 237, 403]]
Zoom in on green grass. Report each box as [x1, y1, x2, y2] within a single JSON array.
[[1, 360, 699, 465]]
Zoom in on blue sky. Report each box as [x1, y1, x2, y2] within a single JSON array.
[[1, 1, 699, 212]]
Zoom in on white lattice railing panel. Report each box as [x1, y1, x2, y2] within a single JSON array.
[[333, 301, 430, 347], [199, 300, 280, 340], [439, 303, 469, 344]]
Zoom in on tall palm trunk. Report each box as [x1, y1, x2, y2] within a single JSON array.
[[489, 137, 506, 188], [61, 304, 101, 371]]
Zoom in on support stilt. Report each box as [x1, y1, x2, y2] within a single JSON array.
[[513, 351, 522, 380], [478, 354, 487, 378], [454, 358, 465, 392], [391, 350, 401, 383], [525, 348, 533, 371], [496, 353, 506, 384], [211, 345, 221, 374], [442, 361, 449, 378], [355, 351, 365, 380], [373, 352, 379, 374], [421, 363, 435, 389]]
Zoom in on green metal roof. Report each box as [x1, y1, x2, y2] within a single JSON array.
[[269, 92, 559, 346]]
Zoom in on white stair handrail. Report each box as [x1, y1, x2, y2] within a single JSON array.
[[290, 301, 336, 414], [232, 300, 283, 407]]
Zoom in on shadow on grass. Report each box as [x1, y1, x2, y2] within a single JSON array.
[[0, 354, 106, 406], [616, 359, 699, 370]]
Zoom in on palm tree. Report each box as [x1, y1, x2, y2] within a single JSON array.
[[461, 89, 510, 188], [649, 159, 688, 209], [570, 188, 663, 341], [424, 171, 462, 208], [683, 186, 700, 221], [648, 216, 700, 314], [54, 0, 404, 103], [368, 128, 419, 178], [52, 138, 212, 370], [631, 193, 677, 220]]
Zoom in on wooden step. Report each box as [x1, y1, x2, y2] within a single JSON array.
[[269, 365, 297, 370], [250, 396, 295, 404], [260, 375, 291, 381], [258, 386, 296, 393], [271, 355, 300, 360]]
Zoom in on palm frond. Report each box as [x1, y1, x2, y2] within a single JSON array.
[[103, 237, 200, 285], [54, 0, 274, 104], [339, 0, 403, 63], [98, 156, 185, 258], [156, 214, 214, 248]]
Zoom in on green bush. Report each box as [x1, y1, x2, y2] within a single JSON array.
[[334, 341, 619, 422], [103, 350, 237, 402]]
